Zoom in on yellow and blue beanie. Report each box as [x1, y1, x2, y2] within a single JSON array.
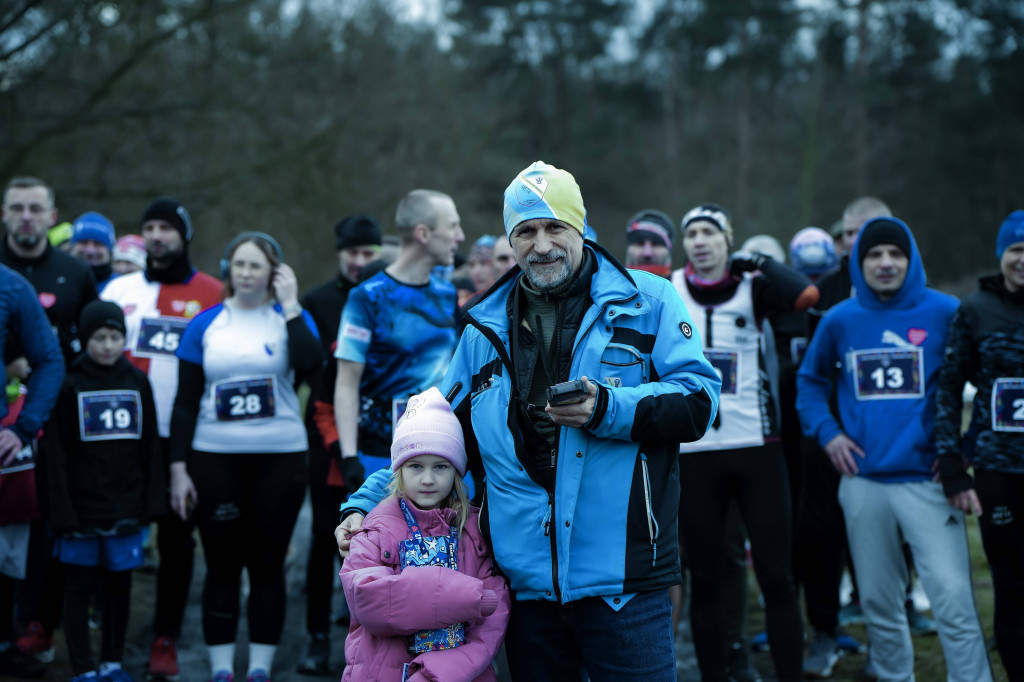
[[503, 161, 586, 240]]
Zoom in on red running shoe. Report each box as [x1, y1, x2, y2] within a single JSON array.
[[148, 636, 180, 680], [15, 621, 54, 663]]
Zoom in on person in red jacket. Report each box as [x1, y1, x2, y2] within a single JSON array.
[[340, 387, 510, 682]]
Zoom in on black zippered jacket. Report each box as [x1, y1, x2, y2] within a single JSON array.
[[935, 274, 1024, 494], [44, 354, 164, 534]]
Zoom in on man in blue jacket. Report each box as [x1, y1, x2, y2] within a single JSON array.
[[337, 162, 720, 681], [796, 217, 991, 682]]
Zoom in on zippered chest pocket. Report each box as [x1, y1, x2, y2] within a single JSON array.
[[599, 342, 648, 386]]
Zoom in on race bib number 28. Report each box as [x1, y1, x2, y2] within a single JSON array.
[[853, 348, 924, 400], [213, 377, 275, 422], [78, 391, 142, 441], [991, 378, 1024, 432]]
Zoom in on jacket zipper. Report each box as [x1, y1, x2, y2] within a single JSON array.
[[547, 293, 638, 597], [548, 446, 561, 601], [640, 453, 659, 567], [469, 293, 641, 603]]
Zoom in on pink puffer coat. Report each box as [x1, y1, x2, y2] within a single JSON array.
[[340, 497, 510, 682]]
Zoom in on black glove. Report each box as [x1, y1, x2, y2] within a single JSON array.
[[728, 250, 770, 276], [329, 441, 343, 462], [339, 456, 366, 494], [937, 451, 974, 498]]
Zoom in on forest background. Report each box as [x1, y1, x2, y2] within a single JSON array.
[[2, 0, 1021, 292]]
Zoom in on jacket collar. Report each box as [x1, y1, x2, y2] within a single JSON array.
[[467, 241, 643, 333], [980, 272, 1024, 304], [1, 238, 51, 266]]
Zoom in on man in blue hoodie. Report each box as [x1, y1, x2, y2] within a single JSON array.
[[796, 218, 991, 681]]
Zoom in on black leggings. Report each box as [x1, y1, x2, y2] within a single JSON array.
[[975, 469, 1024, 681], [191, 450, 306, 646], [793, 435, 846, 635], [679, 443, 803, 682], [17, 521, 63, 633], [304, 436, 345, 636], [154, 437, 196, 640], [63, 565, 132, 674]]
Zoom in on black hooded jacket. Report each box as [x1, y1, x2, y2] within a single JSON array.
[[44, 354, 164, 534]]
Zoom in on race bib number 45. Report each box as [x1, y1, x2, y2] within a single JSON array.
[[213, 377, 275, 422], [135, 317, 189, 358], [991, 378, 1024, 432], [78, 391, 143, 441], [853, 348, 924, 400]]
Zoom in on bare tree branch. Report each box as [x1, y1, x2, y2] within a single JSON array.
[[0, 0, 88, 64], [0, 0, 258, 177], [0, 0, 49, 36]]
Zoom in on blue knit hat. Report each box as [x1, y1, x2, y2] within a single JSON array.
[[71, 212, 115, 250], [996, 210, 1024, 259]]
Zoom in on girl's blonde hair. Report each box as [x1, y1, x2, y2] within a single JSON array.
[[386, 463, 471, 537]]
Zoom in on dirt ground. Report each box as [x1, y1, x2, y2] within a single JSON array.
[[0, 498, 1007, 682]]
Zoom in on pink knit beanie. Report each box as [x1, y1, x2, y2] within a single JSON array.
[[391, 387, 467, 476]]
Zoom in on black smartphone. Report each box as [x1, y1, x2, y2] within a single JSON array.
[[547, 379, 589, 406]]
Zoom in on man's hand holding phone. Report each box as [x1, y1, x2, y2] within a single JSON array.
[[545, 377, 598, 428]]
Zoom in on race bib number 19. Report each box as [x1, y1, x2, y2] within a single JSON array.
[[853, 348, 924, 400], [213, 377, 275, 422], [78, 391, 143, 441], [135, 317, 189, 358], [991, 378, 1024, 432]]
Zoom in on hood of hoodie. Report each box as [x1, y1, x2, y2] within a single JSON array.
[[849, 217, 926, 310]]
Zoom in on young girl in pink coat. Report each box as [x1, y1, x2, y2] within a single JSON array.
[[340, 387, 510, 682]]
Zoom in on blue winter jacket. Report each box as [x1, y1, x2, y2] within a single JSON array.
[[0, 265, 64, 443], [345, 243, 720, 603], [796, 218, 959, 482]]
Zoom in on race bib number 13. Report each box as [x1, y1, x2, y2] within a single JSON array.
[[213, 377, 275, 421], [853, 348, 924, 400], [78, 391, 143, 441], [991, 378, 1024, 432]]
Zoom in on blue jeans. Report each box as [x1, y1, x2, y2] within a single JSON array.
[[504, 590, 675, 682]]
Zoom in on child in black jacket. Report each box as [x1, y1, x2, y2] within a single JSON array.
[[45, 301, 164, 682]]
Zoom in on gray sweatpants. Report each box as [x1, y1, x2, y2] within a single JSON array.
[[838, 476, 992, 682]]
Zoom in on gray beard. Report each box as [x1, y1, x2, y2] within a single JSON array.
[[524, 250, 573, 292]]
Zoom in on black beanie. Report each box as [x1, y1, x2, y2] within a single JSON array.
[[334, 214, 382, 251], [79, 301, 126, 343], [857, 218, 911, 266], [141, 198, 194, 242]]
